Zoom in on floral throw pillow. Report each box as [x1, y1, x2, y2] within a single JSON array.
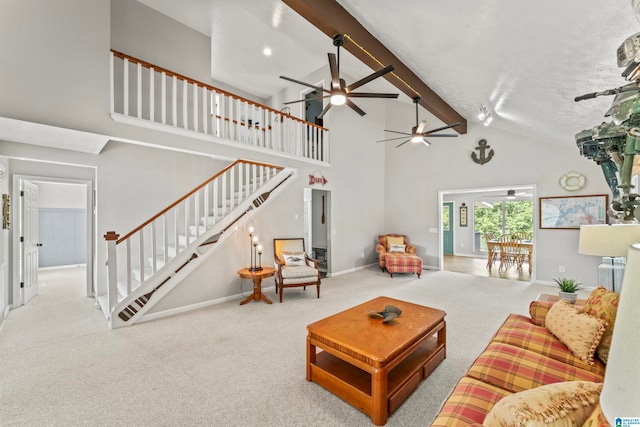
[[581, 286, 620, 364]]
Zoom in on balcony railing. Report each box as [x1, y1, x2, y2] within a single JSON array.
[[109, 49, 329, 163]]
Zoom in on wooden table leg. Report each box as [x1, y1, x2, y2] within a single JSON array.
[[371, 367, 388, 426], [240, 277, 272, 305], [306, 336, 316, 381]]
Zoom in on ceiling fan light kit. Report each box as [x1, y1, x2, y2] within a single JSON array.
[[377, 97, 461, 148], [279, 33, 399, 118]]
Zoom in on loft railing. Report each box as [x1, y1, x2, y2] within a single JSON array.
[[109, 49, 329, 163], [102, 159, 288, 319]]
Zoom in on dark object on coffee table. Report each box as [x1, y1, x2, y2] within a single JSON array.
[[368, 305, 402, 323]]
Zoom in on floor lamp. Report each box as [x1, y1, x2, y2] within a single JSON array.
[[600, 243, 640, 422], [578, 224, 640, 292]]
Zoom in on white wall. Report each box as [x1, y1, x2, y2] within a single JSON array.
[[0, 0, 110, 134]]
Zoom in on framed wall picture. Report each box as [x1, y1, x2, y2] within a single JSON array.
[[459, 203, 468, 227], [539, 194, 608, 229]]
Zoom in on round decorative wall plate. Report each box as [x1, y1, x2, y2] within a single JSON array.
[[559, 171, 586, 191]]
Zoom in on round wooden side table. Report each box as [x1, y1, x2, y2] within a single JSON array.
[[237, 266, 275, 305]]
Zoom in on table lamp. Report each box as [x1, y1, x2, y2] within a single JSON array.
[[578, 224, 640, 292], [600, 242, 640, 422]]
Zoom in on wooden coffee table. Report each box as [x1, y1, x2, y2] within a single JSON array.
[[306, 296, 446, 425]]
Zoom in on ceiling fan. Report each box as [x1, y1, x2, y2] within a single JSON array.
[[377, 97, 461, 147], [483, 189, 531, 199], [279, 34, 399, 119]]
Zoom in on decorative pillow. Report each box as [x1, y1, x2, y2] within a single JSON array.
[[386, 236, 404, 250], [389, 243, 406, 253], [581, 286, 619, 364], [483, 381, 602, 427], [545, 300, 607, 365], [581, 403, 610, 427], [528, 300, 555, 327], [282, 252, 306, 266]]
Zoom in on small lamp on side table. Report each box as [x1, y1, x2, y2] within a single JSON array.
[[578, 224, 640, 292]]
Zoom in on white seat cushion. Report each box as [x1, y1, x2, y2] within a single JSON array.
[[281, 265, 318, 284]]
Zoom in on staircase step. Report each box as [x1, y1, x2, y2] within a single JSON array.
[[117, 278, 141, 299], [200, 214, 225, 226], [132, 267, 152, 283], [154, 244, 185, 258]]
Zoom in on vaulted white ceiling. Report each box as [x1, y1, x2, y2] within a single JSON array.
[[138, 0, 640, 149]]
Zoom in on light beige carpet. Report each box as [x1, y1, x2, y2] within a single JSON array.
[[0, 265, 585, 426]]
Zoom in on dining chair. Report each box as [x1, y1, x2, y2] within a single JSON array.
[[511, 231, 531, 241], [484, 232, 499, 270], [497, 234, 525, 272]]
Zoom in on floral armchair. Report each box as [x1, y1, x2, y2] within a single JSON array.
[[375, 234, 417, 272]]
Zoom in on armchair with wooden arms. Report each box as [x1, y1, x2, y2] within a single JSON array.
[[273, 238, 321, 303]]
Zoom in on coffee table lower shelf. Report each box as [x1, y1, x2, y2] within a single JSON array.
[[308, 337, 445, 420]]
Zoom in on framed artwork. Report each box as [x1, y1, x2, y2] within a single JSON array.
[[539, 194, 608, 229], [459, 203, 468, 227]]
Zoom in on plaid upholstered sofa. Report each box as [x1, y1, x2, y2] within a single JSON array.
[[431, 287, 618, 426]]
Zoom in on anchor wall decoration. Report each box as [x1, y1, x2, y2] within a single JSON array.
[[471, 139, 494, 165]]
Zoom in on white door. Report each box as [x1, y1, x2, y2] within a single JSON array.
[[21, 181, 39, 304]]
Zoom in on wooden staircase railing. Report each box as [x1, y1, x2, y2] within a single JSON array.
[[110, 49, 329, 163], [102, 159, 294, 327]]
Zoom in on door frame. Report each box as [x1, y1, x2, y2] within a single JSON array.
[[442, 202, 454, 255], [304, 187, 331, 277], [11, 174, 95, 307], [437, 185, 537, 280]]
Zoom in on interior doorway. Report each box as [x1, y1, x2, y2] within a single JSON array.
[[303, 188, 330, 277], [11, 175, 94, 308], [438, 185, 536, 282]]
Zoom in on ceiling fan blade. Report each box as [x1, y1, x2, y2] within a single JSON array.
[[395, 139, 411, 148], [346, 64, 395, 92], [376, 136, 412, 142], [280, 76, 329, 93], [424, 122, 461, 135], [317, 102, 333, 120], [416, 120, 427, 134], [423, 133, 458, 137], [345, 98, 366, 116], [328, 53, 341, 91], [348, 92, 399, 99], [421, 139, 432, 147], [283, 95, 330, 105], [383, 129, 411, 136]]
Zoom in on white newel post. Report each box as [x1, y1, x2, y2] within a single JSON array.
[[104, 231, 119, 313]]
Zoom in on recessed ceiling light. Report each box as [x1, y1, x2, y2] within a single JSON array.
[[263, 47, 272, 57]]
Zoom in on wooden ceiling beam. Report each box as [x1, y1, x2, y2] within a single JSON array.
[[282, 0, 467, 134]]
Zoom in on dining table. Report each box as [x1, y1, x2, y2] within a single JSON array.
[[486, 239, 533, 273]]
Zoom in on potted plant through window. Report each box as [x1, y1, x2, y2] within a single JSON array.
[[553, 277, 583, 304]]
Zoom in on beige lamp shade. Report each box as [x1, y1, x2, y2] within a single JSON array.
[[600, 243, 640, 421], [578, 224, 640, 256]]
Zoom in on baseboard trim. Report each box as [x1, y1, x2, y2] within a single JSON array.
[[329, 263, 377, 277], [138, 285, 278, 324], [139, 266, 379, 323]]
